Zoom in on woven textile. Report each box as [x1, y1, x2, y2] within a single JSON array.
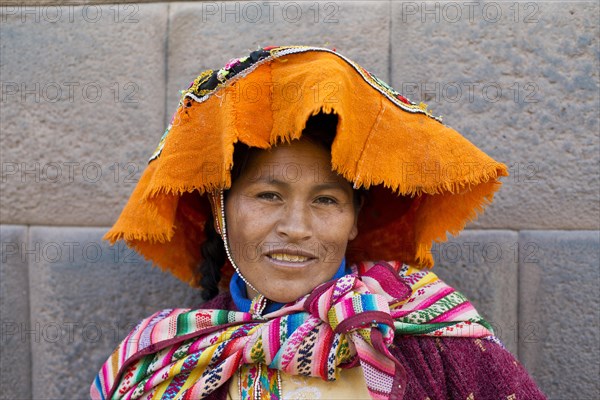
[[91, 262, 494, 400]]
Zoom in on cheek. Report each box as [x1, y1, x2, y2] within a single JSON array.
[[313, 210, 357, 252], [226, 198, 273, 246], [315, 208, 356, 236]]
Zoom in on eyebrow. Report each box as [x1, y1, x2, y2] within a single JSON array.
[[251, 177, 350, 192]]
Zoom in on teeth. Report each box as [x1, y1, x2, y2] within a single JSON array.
[[269, 253, 309, 262]]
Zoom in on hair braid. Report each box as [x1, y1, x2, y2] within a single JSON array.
[[199, 210, 226, 301]]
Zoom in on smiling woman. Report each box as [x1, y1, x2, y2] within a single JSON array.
[[224, 137, 359, 303], [91, 46, 546, 400]]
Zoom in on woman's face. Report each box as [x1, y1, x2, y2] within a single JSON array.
[[225, 138, 359, 303]]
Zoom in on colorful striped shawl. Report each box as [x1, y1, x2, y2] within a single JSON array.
[[91, 262, 494, 400]]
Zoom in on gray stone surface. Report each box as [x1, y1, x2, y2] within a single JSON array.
[[0, 4, 167, 227], [391, 1, 600, 230], [432, 229, 519, 356], [28, 226, 203, 399], [0, 225, 31, 400], [518, 230, 599, 400], [2, 0, 161, 4], [166, 1, 391, 119]]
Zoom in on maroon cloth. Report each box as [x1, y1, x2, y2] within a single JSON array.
[[199, 293, 546, 400]]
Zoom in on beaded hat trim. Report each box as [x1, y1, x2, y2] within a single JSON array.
[[150, 45, 441, 163]]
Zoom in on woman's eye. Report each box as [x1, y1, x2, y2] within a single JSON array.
[[257, 192, 280, 201], [315, 196, 337, 205]]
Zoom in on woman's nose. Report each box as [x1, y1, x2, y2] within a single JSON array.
[[275, 201, 312, 241]]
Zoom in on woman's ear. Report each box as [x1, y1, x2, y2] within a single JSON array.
[[349, 224, 359, 241]]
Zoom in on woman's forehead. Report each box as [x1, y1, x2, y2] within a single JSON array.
[[237, 139, 350, 187]]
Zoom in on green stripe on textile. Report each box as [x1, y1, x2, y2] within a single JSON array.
[[476, 318, 494, 334], [404, 292, 467, 324], [176, 312, 192, 335], [134, 355, 153, 380], [279, 317, 288, 343], [214, 310, 230, 325], [394, 321, 455, 335]]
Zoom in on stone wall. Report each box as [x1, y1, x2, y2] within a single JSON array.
[[1, 1, 598, 399]]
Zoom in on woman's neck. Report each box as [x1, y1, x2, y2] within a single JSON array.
[[229, 258, 350, 313]]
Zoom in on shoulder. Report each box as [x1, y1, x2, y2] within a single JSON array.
[[391, 334, 546, 399], [351, 261, 547, 399], [352, 260, 438, 285]]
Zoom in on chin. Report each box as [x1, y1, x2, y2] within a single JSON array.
[[254, 271, 339, 304], [264, 286, 312, 304], [269, 292, 306, 304]]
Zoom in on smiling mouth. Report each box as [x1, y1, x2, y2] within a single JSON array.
[[268, 253, 312, 263]]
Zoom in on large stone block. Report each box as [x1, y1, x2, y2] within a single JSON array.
[[0, 4, 167, 226], [519, 230, 599, 399], [0, 225, 31, 400], [166, 1, 391, 118], [27, 226, 202, 399], [431, 229, 519, 356], [391, 2, 599, 230]]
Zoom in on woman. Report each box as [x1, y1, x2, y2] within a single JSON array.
[[92, 46, 546, 399]]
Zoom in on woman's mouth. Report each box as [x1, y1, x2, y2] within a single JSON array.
[[269, 253, 310, 262], [265, 252, 317, 268]]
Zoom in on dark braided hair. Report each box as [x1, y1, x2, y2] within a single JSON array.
[[199, 210, 226, 301], [197, 112, 364, 301]]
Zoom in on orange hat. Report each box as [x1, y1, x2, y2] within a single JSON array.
[[104, 45, 508, 287]]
